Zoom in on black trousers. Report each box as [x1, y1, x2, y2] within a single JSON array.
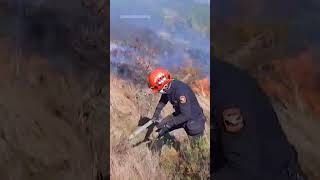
[[163, 116, 205, 136]]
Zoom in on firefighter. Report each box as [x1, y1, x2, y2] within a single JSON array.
[[148, 67, 206, 140], [212, 58, 306, 180]]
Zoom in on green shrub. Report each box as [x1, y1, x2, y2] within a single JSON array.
[[160, 137, 210, 180]]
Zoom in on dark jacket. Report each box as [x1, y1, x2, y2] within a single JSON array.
[[153, 79, 206, 136], [212, 58, 298, 180]]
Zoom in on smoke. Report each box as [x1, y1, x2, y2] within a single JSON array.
[[194, 0, 210, 4], [110, 0, 210, 77]]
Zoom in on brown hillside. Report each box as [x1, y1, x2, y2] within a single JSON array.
[[0, 37, 107, 180]]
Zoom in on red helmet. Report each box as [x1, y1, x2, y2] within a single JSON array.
[[148, 67, 173, 92]]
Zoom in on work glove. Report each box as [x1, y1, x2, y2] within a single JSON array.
[[156, 123, 172, 138], [156, 114, 174, 128]]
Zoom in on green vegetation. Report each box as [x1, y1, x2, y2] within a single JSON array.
[[160, 137, 210, 180]]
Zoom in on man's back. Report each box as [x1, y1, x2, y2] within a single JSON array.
[[168, 80, 204, 118], [212, 59, 297, 179]]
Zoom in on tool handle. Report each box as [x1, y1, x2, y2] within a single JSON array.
[[128, 120, 154, 140]]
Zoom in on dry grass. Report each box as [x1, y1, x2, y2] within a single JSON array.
[[0, 36, 107, 179], [110, 138, 167, 180], [110, 75, 165, 179], [273, 86, 320, 180]]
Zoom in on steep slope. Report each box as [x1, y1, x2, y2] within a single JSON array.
[[110, 74, 210, 179], [0, 2, 108, 177]]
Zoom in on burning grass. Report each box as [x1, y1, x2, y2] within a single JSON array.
[[255, 50, 320, 179], [110, 28, 211, 179], [256, 50, 320, 116]]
